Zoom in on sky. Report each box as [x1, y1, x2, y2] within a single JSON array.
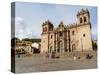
[[11, 2, 97, 40]]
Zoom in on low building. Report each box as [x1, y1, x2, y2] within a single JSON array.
[[15, 40, 32, 55]]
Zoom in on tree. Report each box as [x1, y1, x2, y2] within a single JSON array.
[[22, 38, 41, 43], [92, 40, 97, 51]]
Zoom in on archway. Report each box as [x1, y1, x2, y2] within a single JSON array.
[[50, 46, 53, 53], [59, 40, 64, 52], [72, 44, 76, 52]]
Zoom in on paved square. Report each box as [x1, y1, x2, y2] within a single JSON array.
[[15, 55, 97, 73]]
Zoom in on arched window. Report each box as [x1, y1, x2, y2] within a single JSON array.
[[80, 18, 82, 23], [51, 35, 53, 39], [72, 30, 75, 35], [83, 34, 85, 37], [49, 26, 53, 31], [59, 31, 63, 36], [45, 27, 47, 32], [84, 16, 87, 23], [43, 27, 47, 32], [50, 46, 53, 53], [72, 44, 76, 52]]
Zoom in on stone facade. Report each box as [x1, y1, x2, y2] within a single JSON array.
[[41, 9, 93, 53]]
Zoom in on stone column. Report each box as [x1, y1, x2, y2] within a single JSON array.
[[68, 30, 71, 52], [54, 32, 56, 52]]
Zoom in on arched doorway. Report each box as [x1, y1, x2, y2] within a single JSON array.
[[50, 46, 53, 53], [59, 40, 64, 52], [72, 44, 76, 52]]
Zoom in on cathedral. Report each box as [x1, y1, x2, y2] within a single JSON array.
[[41, 9, 93, 53]]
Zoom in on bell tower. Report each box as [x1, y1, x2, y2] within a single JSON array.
[[77, 9, 90, 24], [76, 9, 93, 51], [42, 20, 53, 34], [41, 20, 54, 53]]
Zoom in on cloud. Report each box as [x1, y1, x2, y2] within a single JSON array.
[[14, 17, 38, 40], [14, 2, 97, 40]]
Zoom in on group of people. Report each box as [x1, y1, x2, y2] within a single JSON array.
[[45, 51, 60, 58], [45, 51, 93, 60], [73, 53, 93, 60]]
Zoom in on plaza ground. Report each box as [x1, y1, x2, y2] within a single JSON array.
[[15, 51, 97, 73]]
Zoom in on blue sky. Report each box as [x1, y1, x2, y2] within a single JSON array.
[[13, 2, 97, 40]]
